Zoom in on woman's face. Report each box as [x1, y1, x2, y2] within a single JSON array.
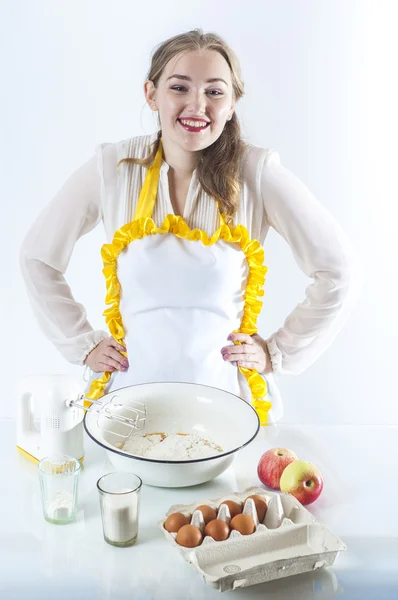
[[145, 50, 236, 154]]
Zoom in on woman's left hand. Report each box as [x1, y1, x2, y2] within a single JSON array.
[[221, 333, 273, 374]]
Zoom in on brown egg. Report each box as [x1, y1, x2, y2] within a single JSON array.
[[195, 505, 217, 524], [230, 513, 256, 535], [246, 494, 268, 522], [218, 500, 242, 519], [164, 512, 190, 533], [176, 524, 203, 548], [204, 519, 230, 541]]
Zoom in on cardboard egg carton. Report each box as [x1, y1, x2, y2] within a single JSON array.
[[159, 486, 346, 592]]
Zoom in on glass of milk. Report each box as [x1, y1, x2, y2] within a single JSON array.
[[38, 455, 81, 524], [97, 472, 142, 547]]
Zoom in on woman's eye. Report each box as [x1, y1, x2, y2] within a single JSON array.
[[170, 86, 223, 96]]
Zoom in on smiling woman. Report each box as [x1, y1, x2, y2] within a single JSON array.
[[141, 46, 241, 218], [147, 53, 235, 147], [123, 31, 246, 221], [19, 29, 361, 426]]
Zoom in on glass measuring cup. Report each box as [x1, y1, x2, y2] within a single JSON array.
[[97, 472, 142, 547], [38, 455, 81, 524]]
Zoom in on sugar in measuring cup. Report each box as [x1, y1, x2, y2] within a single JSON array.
[[97, 472, 142, 547]]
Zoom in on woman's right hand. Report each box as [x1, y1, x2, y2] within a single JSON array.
[[84, 337, 129, 373]]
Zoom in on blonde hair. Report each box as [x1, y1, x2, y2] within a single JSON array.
[[120, 29, 247, 222]]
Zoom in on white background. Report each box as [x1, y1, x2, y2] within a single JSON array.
[[2, 0, 397, 423]]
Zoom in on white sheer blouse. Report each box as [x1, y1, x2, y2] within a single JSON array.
[[20, 133, 361, 374]]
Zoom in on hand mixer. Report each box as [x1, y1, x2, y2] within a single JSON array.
[[16, 374, 146, 463]]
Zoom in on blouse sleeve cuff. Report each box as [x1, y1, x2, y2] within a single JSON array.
[[265, 337, 283, 374], [74, 330, 109, 366]]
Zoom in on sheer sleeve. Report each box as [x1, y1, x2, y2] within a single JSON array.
[[260, 150, 362, 375], [19, 153, 109, 365]]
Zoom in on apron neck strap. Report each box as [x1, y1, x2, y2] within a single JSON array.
[[218, 210, 226, 226], [133, 138, 226, 226], [133, 139, 164, 220]]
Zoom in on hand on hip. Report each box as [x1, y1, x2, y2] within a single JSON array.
[[221, 332, 272, 374], [84, 337, 129, 373]]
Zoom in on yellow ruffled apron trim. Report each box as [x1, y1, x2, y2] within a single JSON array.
[[86, 141, 272, 425]]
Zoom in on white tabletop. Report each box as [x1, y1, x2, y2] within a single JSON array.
[[1, 420, 397, 599]]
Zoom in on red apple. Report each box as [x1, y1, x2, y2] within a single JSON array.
[[257, 448, 298, 490], [280, 460, 324, 505]]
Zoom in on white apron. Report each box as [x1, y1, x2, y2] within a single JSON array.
[[86, 141, 275, 425]]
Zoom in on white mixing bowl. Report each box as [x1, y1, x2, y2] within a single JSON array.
[[84, 381, 260, 488]]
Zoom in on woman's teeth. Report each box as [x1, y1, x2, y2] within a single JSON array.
[[179, 119, 209, 128]]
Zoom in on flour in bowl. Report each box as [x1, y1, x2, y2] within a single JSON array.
[[118, 432, 223, 460]]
